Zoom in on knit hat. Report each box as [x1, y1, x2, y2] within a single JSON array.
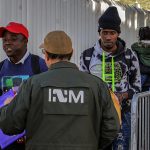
[[40, 31, 73, 55], [0, 22, 29, 39], [98, 6, 121, 33]]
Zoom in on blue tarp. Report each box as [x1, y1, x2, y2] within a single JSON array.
[[0, 90, 25, 149]]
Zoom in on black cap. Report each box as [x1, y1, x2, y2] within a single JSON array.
[[98, 6, 121, 33]]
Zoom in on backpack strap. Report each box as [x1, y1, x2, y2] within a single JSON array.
[[82, 47, 94, 71], [125, 48, 132, 72], [0, 60, 5, 96], [31, 54, 41, 74], [0, 60, 5, 71]]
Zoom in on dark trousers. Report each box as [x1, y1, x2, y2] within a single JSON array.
[[104, 144, 112, 150]]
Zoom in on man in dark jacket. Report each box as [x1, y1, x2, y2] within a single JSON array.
[[132, 26, 150, 92], [80, 6, 141, 150], [0, 30, 120, 150]]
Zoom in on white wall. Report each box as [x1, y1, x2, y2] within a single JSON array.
[[0, 0, 149, 66]]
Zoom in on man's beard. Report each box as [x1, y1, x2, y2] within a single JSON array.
[[103, 42, 114, 50], [100, 39, 117, 52]]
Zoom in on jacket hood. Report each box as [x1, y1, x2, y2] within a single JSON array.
[[114, 37, 126, 56], [94, 37, 126, 57], [131, 42, 150, 54], [131, 42, 150, 67]]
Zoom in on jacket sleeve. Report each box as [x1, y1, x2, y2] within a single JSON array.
[[0, 79, 31, 135], [99, 83, 120, 149], [127, 50, 141, 99], [79, 52, 90, 73]]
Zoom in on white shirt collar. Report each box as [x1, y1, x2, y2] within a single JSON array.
[[7, 50, 30, 64]]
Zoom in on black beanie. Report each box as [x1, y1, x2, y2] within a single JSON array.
[[98, 6, 121, 33]]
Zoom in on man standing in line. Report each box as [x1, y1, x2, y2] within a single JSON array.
[[0, 30, 120, 150], [0, 22, 48, 95], [0, 22, 48, 150], [80, 6, 141, 150], [132, 26, 150, 92]]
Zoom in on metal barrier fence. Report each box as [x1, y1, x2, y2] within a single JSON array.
[[131, 91, 150, 150]]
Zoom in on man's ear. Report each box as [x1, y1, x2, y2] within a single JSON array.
[[44, 52, 49, 62], [23, 38, 28, 45], [44, 53, 53, 68]]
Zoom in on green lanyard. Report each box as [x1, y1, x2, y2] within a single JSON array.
[[102, 52, 115, 92]]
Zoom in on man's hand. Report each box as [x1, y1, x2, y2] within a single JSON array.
[[17, 136, 26, 144], [4, 94, 17, 105], [115, 92, 128, 104], [4, 97, 14, 105]]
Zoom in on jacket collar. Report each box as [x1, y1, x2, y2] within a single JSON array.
[[49, 61, 79, 70], [7, 50, 30, 64], [94, 38, 126, 57]]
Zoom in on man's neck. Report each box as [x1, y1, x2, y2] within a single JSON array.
[[47, 59, 68, 68], [9, 49, 27, 64], [101, 44, 117, 54]]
